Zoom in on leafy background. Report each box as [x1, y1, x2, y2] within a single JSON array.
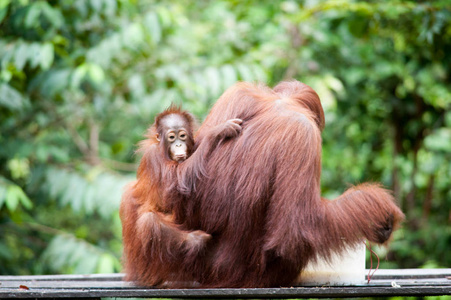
[[0, 0, 450, 284]]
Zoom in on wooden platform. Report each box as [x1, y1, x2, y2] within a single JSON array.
[[0, 269, 450, 299]]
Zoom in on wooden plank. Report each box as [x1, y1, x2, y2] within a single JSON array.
[[1, 268, 449, 281], [0, 273, 124, 281], [0, 280, 134, 289], [369, 268, 451, 279], [0, 286, 450, 299], [0, 269, 450, 299], [1, 278, 450, 289]]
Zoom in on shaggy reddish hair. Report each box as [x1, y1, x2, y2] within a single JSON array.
[[122, 81, 404, 288]]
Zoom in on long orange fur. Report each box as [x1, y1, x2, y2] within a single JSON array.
[[121, 81, 405, 288], [120, 105, 243, 286]]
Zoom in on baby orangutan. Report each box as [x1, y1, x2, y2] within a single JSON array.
[[120, 105, 242, 287]]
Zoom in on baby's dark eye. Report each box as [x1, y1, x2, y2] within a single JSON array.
[[179, 131, 187, 140], [168, 134, 176, 142]]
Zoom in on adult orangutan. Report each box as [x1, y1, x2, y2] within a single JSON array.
[[120, 105, 242, 286], [122, 81, 404, 288]]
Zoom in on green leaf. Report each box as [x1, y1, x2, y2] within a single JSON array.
[[13, 42, 28, 70], [0, 69, 12, 81], [7, 158, 30, 180], [0, 242, 13, 260], [128, 74, 145, 98], [424, 128, 451, 152], [103, 0, 117, 17], [39, 43, 54, 70], [347, 15, 368, 38], [0, 83, 26, 111], [24, 2, 42, 28], [157, 6, 172, 28], [75, 251, 99, 274], [144, 11, 161, 44], [205, 67, 221, 97], [221, 64, 237, 89], [39, 69, 71, 97], [97, 253, 115, 273], [19, 194, 32, 210], [28, 42, 43, 68], [74, 1, 88, 17], [41, 1, 63, 29], [5, 184, 32, 211], [445, 111, 451, 127], [5, 185, 20, 211], [71, 64, 88, 88], [43, 234, 117, 274], [87, 63, 105, 84], [237, 64, 254, 82], [0, 182, 6, 209], [251, 65, 267, 83], [121, 23, 144, 49], [82, 185, 96, 215], [90, 0, 103, 12], [0, 0, 10, 24]]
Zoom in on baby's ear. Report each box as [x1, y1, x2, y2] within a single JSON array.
[[155, 133, 160, 142]]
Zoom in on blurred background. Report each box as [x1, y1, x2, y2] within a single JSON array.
[[0, 0, 450, 277]]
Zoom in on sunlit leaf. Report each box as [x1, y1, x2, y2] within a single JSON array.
[[220, 64, 237, 90], [251, 65, 267, 83], [43, 234, 118, 274], [205, 67, 221, 97], [90, 0, 103, 12], [0, 0, 10, 24], [75, 251, 99, 274], [144, 11, 161, 44], [87, 63, 105, 84], [5, 185, 20, 211], [236, 64, 254, 82], [37, 68, 71, 97], [39, 43, 54, 70], [97, 253, 115, 273], [122, 23, 144, 50], [28, 43, 42, 68], [157, 6, 172, 28], [424, 128, 451, 152], [0, 182, 6, 209], [103, 0, 117, 17], [0, 83, 26, 111], [128, 74, 145, 98], [71, 64, 88, 88], [7, 158, 30, 180], [13, 42, 28, 70], [24, 2, 41, 28], [41, 2, 63, 29]]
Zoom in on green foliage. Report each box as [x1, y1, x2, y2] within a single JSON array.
[[0, 177, 32, 211], [0, 0, 449, 277], [42, 235, 120, 274]]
